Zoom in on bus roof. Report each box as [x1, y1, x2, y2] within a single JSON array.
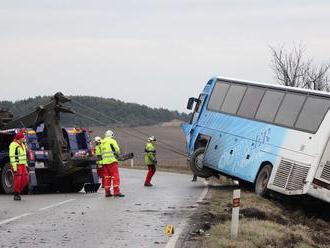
[[215, 76, 330, 99]]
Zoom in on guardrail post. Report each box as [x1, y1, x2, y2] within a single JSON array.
[[130, 158, 134, 168], [230, 189, 240, 239]]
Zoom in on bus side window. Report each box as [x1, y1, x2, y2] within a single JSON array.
[[275, 93, 306, 127], [238, 87, 265, 118], [295, 97, 330, 133], [256, 90, 284, 122], [207, 82, 230, 112], [221, 85, 247, 114]]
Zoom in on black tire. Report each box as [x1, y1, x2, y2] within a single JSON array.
[[255, 164, 272, 196], [190, 147, 214, 178], [0, 163, 14, 194]]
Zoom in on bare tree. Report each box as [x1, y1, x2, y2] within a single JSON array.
[[270, 44, 330, 91], [305, 63, 330, 91]]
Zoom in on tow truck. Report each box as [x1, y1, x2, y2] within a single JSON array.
[[0, 92, 101, 193]]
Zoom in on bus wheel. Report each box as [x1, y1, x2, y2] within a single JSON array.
[[190, 147, 214, 178], [0, 163, 14, 194], [255, 164, 272, 196]]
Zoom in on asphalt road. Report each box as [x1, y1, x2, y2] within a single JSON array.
[[0, 168, 206, 248]]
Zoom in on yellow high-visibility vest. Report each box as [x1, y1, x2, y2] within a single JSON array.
[[9, 141, 27, 172], [100, 137, 120, 165], [144, 142, 156, 165]]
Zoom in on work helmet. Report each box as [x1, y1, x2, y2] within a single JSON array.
[[15, 130, 25, 141], [148, 136, 156, 142], [94, 136, 102, 143], [105, 130, 114, 138]]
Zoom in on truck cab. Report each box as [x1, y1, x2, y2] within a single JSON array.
[[62, 127, 94, 161]]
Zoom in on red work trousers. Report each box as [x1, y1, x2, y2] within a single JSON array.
[[96, 167, 105, 187], [103, 162, 121, 195], [14, 164, 29, 194], [145, 164, 156, 185]]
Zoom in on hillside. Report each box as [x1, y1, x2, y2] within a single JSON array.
[[0, 95, 190, 127]]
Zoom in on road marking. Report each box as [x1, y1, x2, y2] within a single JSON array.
[[165, 180, 209, 248], [39, 199, 76, 211], [0, 199, 76, 226], [0, 213, 32, 226]]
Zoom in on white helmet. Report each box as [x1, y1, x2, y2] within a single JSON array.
[[94, 136, 101, 143], [148, 136, 156, 142], [105, 130, 114, 138]]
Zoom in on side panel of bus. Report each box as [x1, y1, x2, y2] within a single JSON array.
[[199, 111, 287, 182]]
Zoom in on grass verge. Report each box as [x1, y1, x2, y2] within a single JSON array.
[[185, 179, 330, 248]]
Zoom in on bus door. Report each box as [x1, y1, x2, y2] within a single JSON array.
[[182, 94, 207, 151]]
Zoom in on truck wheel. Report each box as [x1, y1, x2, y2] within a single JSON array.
[[255, 164, 272, 196], [1, 163, 14, 194], [190, 147, 214, 178]]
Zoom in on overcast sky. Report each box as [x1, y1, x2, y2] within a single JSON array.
[[0, 0, 329, 111]]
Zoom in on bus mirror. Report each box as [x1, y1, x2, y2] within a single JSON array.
[[187, 97, 196, 110]]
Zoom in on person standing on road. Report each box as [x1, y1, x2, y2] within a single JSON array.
[[144, 136, 157, 187], [101, 130, 125, 197], [94, 136, 104, 188], [9, 130, 29, 201]]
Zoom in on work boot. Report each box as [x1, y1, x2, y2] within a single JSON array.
[[144, 183, 153, 187], [13, 193, 21, 201], [105, 192, 112, 197], [114, 193, 125, 197]]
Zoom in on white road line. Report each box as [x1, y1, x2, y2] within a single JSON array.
[[0, 198, 76, 226], [165, 180, 209, 248], [39, 199, 76, 211], [0, 213, 32, 226], [164, 220, 187, 248]]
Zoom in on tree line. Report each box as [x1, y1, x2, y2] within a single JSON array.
[[0, 95, 190, 127]]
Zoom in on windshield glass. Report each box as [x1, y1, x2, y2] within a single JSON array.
[[190, 94, 206, 123]]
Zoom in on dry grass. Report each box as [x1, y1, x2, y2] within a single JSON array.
[[203, 181, 330, 248], [206, 219, 315, 248]]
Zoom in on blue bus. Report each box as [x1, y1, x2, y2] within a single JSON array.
[[182, 77, 330, 202]]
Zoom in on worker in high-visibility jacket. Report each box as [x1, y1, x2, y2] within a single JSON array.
[[94, 136, 104, 188], [100, 130, 125, 197], [144, 136, 157, 187], [9, 130, 29, 201]]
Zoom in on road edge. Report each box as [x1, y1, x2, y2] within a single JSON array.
[[165, 180, 209, 248]]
